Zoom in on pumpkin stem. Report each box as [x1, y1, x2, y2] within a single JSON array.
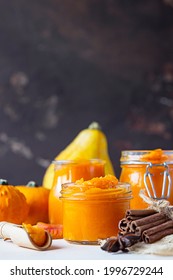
[[27, 181, 38, 187], [88, 122, 102, 130], [0, 179, 8, 185]]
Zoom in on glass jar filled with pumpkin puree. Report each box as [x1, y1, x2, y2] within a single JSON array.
[[60, 175, 132, 244], [49, 159, 105, 225], [120, 149, 173, 209]]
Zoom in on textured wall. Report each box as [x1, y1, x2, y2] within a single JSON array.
[[0, 0, 173, 184]]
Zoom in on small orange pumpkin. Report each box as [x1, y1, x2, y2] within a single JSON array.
[[0, 179, 29, 224], [16, 181, 50, 225]]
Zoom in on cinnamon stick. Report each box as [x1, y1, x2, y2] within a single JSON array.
[[126, 215, 145, 221], [135, 217, 170, 235], [126, 209, 157, 217], [118, 218, 129, 232], [130, 212, 166, 232], [143, 228, 173, 243], [142, 220, 173, 242]]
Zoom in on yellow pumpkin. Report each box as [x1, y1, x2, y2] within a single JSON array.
[[43, 122, 115, 189], [16, 181, 50, 225], [0, 179, 29, 224]]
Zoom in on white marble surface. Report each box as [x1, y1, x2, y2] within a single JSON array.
[[0, 238, 173, 260]]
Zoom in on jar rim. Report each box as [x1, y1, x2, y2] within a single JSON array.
[[121, 150, 173, 156], [60, 182, 132, 201], [120, 150, 173, 164], [52, 159, 106, 165]]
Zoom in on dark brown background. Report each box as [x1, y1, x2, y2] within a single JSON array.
[[0, 0, 173, 184]]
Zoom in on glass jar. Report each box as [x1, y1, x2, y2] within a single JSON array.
[[60, 181, 132, 244], [120, 149, 173, 209], [48, 159, 105, 225]]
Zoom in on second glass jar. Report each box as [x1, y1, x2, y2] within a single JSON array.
[[48, 159, 105, 224], [120, 149, 173, 209]]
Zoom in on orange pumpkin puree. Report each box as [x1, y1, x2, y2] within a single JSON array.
[[22, 223, 47, 247], [61, 175, 132, 244], [49, 159, 105, 225], [120, 149, 173, 209]]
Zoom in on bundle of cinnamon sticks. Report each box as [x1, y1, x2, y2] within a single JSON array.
[[101, 209, 173, 253]]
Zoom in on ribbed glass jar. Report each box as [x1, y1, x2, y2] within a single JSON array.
[[60, 181, 132, 244]]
